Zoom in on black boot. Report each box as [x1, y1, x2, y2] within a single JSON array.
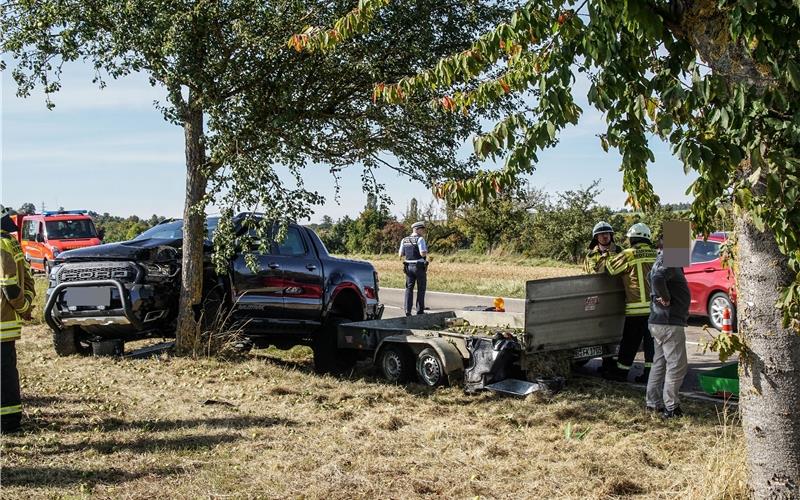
[[602, 366, 629, 382], [635, 367, 651, 384]]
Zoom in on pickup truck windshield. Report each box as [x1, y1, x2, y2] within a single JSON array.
[[45, 219, 97, 240], [132, 217, 220, 241]]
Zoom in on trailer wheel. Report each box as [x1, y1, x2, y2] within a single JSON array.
[[416, 347, 447, 387], [379, 345, 413, 383], [52, 327, 91, 357]]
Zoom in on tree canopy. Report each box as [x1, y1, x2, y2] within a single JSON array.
[[295, 0, 800, 327]]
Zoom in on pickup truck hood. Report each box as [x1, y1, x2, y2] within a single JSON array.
[[56, 238, 182, 263]]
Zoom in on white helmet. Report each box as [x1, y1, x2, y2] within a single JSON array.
[[626, 222, 652, 240]]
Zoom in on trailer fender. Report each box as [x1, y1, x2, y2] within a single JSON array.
[[375, 336, 464, 375]]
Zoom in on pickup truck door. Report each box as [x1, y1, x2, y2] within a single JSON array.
[[230, 239, 286, 324], [273, 226, 324, 326]]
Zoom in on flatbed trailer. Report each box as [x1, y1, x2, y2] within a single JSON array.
[[338, 273, 627, 388]]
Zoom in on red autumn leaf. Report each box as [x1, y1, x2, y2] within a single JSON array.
[[499, 78, 510, 93]]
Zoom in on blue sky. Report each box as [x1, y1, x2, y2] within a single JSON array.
[[1, 62, 696, 223]]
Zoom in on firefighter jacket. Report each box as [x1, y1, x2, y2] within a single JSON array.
[[1, 231, 34, 342], [583, 243, 620, 274], [606, 242, 657, 316]]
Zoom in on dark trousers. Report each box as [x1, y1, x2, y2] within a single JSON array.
[[1, 341, 22, 433], [404, 262, 427, 315], [616, 315, 654, 370]]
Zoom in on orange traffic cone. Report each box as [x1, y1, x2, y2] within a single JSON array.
[[722, 307, 733, 334]]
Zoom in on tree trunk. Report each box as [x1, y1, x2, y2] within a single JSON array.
[[735, 213, 800, 499], [175, 95, 208, 356], [677, 2, 800, 495]]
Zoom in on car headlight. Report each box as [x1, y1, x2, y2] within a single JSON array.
[[52, 248, 61, 257], [143, 263, 172, 279]]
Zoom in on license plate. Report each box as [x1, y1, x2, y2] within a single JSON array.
[[574, 345, 603, 359], [63, 287, 111, 307]]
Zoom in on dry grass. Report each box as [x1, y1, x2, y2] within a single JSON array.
[[349, 253, 582, 298], [2, 324, 747, 499]]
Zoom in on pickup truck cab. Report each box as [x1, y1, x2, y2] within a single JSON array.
[[44, 214, 383, 371], [15, 210, 102, 274]]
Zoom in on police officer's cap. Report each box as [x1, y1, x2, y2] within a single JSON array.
[[411, 221, 426, 230], [0, 205, 17, 218]]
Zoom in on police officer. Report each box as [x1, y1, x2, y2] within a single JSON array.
[[1, 206, 36, 433], [399, 221, 429, 316], [605, 223, 657, 382], [584, 221, 619, 274]]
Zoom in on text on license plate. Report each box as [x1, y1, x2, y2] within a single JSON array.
[[63, 287, 112, 307], [573, 345, 603, 359]]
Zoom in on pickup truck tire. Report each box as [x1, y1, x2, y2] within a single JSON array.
[[379, 345, 413, 383], [52, 327, 91, 357], [200, 283, 229, 334], [313, 315, 357, 375], [416, 347, 447, 387]]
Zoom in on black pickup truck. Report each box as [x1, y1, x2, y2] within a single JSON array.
[[44, 215, 383, 370]]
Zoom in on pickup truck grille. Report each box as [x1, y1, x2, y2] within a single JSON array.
[[57, 262, 139, 284]]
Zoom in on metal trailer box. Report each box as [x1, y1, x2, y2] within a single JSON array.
[[338, 273, 627, 384]]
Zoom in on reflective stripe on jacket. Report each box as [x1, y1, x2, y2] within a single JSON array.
[[1, 233, 33, 342], [606, 242, 657, 316]]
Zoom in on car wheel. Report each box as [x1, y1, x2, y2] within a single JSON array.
[[52, 327, 91, 357], [416, 347, 447, 387], [379, 344, 413, 383], [313, 315, 357, 375], [708, 292, 735, 331]]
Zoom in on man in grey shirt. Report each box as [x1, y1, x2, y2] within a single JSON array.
[[646, 242, 691, 418]]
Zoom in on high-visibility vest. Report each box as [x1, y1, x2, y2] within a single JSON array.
[[606, 242, 657, 316]]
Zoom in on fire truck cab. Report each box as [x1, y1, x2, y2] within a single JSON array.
[[15, 210, 102, 274]]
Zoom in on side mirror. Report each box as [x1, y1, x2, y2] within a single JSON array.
[[97, 229, 105, 240], [36, 233, 45, 243]]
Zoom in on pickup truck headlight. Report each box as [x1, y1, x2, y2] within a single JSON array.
[[143, 263, 172, 280]]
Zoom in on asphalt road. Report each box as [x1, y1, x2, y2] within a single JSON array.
[[380, 287, 735, 403]]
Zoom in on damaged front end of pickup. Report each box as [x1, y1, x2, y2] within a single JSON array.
[[45, 242, 182, 355]]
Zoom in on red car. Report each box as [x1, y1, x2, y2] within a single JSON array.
[[684, 232, 736, 331]]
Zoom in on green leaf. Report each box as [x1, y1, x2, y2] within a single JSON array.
[[787, 60, 800, 91], [546, 120, 556, 140]]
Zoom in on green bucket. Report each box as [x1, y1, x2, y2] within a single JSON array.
[[698, 362, 739, 397]]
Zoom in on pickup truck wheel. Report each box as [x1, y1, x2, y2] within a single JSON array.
[[52, 327, 91, 357], [379, 345, 413, 383], [313, 315, 357, 375], [416, 347, 447, 387]]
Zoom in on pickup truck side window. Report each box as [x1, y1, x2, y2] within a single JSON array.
[[277, 227, 307, 256]]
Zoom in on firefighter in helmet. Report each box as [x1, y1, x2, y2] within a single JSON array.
[[604, 222, 657, 383], [1, 206, 36, 433], [584, 221, 619, 274]]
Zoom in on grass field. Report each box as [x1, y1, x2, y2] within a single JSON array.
[[2, 322, 746, 499], [345, 253, 582, 298]]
